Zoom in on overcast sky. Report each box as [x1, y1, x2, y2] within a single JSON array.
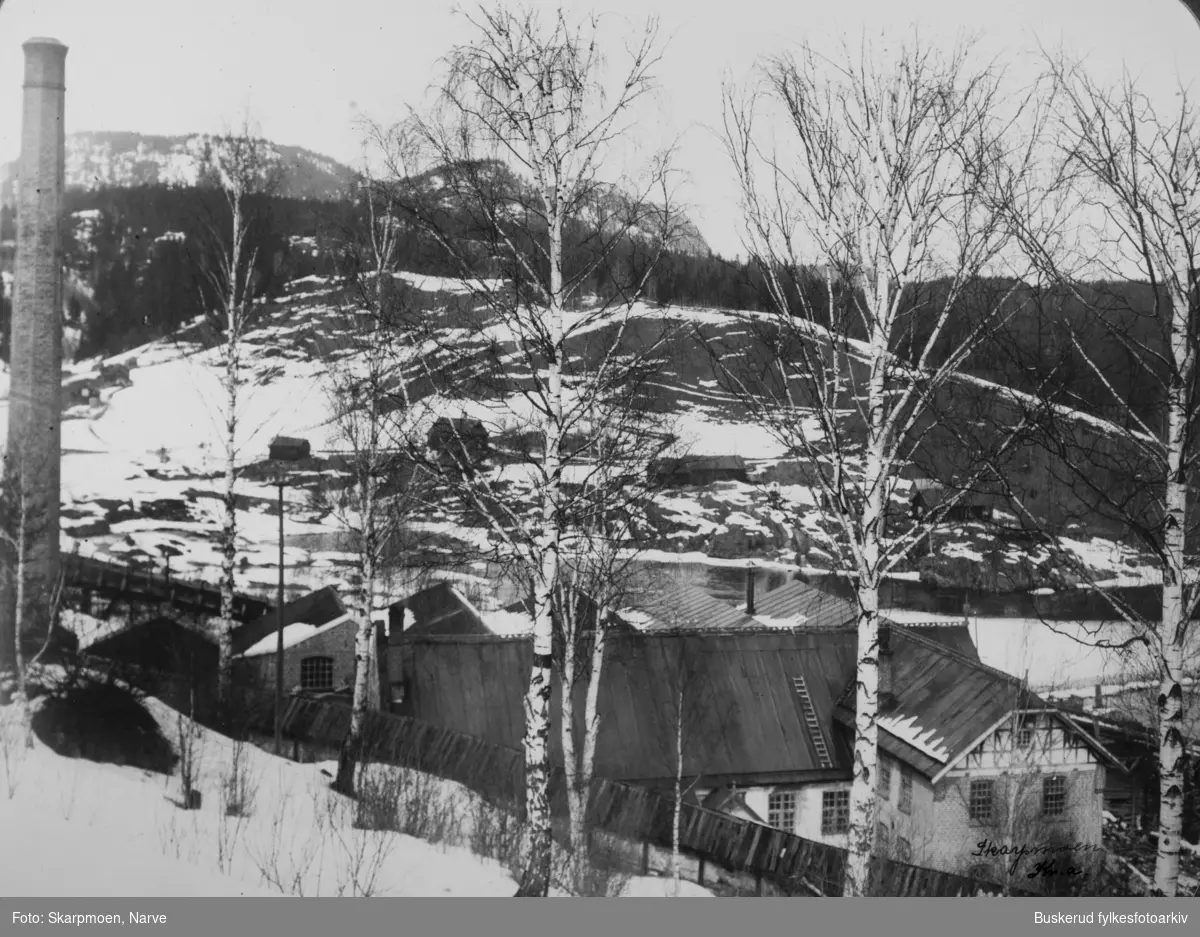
[[3, 0, 1200, 258]]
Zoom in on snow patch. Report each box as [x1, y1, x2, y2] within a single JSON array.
[[239, 613, 354, 657], [878, 713, 950, 763]]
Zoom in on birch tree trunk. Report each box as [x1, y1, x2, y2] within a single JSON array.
[[671, 673, 684, 896], [1153, 274, 1193, 896], [217, 326, 240, 708], [517, 207, 565, 898], [1024, 65, 1200, 897], [384, 6, 672, 897]]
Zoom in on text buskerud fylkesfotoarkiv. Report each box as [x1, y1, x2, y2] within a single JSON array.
[[1035, 912, 1190, 926]]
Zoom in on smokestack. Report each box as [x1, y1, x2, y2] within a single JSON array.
[[878, 620, 896, 712], [1094, 683, 1102, 710], [745, 562, 757, 616], [1, 39, 68, 668]]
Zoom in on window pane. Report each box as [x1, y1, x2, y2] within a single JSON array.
[[899, 769, 913, 814], [1042, 776, 1066, 816], [969, 779, 993, 823], [822, 790, 850, 835], [300, 656, 334, 691], [768, 791, 797, 832]]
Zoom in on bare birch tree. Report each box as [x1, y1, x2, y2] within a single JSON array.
[[720, 35, 1047, 895], [324, 175, 423, 794], [1003, 63, 1200, 896], [552, 413, 668, 893], [194, 123, 281, 709], [374, 3, 678, 896]]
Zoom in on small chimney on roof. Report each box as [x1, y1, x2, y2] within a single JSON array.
[[746, 562, 757, 616], [878, 619, 896, 713]]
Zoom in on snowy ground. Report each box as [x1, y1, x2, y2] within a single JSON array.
[[0, 694, 711, 897]]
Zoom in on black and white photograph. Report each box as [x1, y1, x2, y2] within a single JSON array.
[[0, 0, 1198, 909]]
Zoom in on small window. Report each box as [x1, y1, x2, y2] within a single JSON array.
[[300, 656, 334, 691], [767, 790, 797, 832], [969, 779, 994, 823], [821, 789, 850, 835], [876, 822, 889, 852], [878, 756, 892, 798], [896, 837, 912, 862], [899, 768, 913, 814], [1043, 775, 1067, 817], [1017, 725, 1033, 748]]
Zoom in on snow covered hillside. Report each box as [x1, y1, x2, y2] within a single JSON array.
[[0, 692, 711, 897], [0, 269, 1173, 640]]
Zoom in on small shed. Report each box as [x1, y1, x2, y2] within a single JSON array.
[[648, 455, 749, 488], [428, 418, 490, 473], [269, 436, 312, 462], [909, 479, 997, 524]]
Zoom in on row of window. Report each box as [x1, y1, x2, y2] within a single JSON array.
[[768, 789, 917, 859], [766, 789, 854, 837], [968, 775, 1067, 823]]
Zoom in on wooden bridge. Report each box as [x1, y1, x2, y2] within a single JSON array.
[[61, 549, 272, 627]]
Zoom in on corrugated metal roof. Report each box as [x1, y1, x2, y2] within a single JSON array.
[[883, 628, 1034, 766], [892, 621, 980, 661], [751, 579, 860, 630], [628, 583, 758, 632], [401, 630, 857, 785], [400, 620, 1032, 783]]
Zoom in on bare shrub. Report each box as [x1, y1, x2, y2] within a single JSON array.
[[0, 703, 26, 799], [214, 740, 258, 876], [353, 762, 461, 847], [156, 805, 201, 865], [247, 783, 328, 896], [466, 796, 528, 872], [175, 711, 204, 810], [326, 786, 398, 897], [220, 737, 258, 818]]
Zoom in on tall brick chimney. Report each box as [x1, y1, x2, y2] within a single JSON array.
[[0, 39, 68, 669], [745, 562, 757, 616]]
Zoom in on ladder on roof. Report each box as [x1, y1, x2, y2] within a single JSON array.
[[793, 675, 833, 769]]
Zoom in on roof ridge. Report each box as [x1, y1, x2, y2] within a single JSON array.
[[891, 623, 1026, 689]]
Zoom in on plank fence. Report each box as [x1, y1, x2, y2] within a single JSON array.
[[277, 697, 1036, 897]]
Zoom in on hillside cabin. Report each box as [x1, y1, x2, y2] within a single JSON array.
[[428, 418, 490, 473], [398, 619, 1123, 884], [649, 455, 749, 488], [909, 479, 998, 524], [269, 436, 313, 462]]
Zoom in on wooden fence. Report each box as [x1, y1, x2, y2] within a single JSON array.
[[277, 697, 1036, 896]]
